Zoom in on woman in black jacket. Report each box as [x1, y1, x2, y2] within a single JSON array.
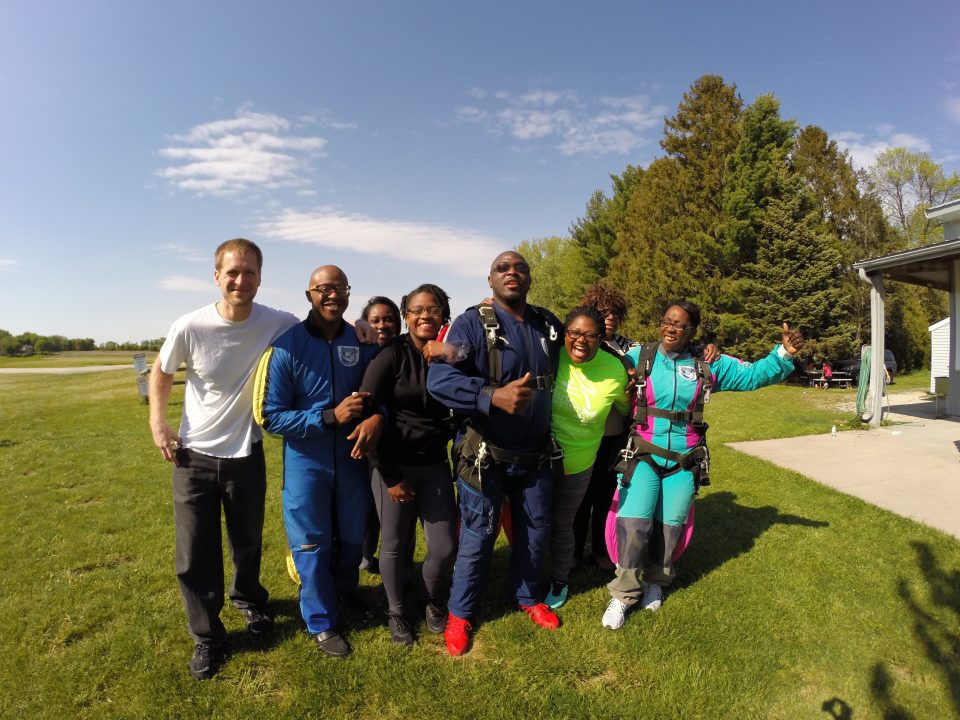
[[359, 283, 457, 647]]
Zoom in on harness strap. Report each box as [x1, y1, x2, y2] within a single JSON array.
[[477, 304, 557, 391], [478, 305, 502, 387]]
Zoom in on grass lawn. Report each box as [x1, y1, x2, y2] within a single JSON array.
[[0, 370, 957, 719], [0, 351, 155, 368]]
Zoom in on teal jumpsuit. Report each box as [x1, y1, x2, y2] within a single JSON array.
[[608, 343, 796, 602]]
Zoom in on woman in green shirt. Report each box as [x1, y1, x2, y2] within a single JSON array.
[[545, 306, 631, 609]]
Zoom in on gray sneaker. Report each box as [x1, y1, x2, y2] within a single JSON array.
[[640, 583, 664, 611]]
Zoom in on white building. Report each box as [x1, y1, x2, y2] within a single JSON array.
[[929, 317, 950, 393]]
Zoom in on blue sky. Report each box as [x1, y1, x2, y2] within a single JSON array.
[[2, 0, 958, 343]]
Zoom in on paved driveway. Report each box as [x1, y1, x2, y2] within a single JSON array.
[[729, 394, 960, 540]]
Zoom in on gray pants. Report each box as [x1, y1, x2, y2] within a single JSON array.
[[172, 442, 268, 647], [607, 516, 685, 603], [373, 462, 457, 615], [548, 469, 593, 583]]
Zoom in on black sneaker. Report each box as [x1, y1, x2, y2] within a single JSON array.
[[315, 629, 351, 658], [189, 643, 225, 680], [240, 608, 275, 634], [388, 612, 415, 647], [424, 601, 447, 634]]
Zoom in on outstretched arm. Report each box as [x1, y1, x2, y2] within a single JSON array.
[[712, 323, 805, 392]]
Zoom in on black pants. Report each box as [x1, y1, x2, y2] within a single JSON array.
[[573, 433, 620, 564], [172, 442, 268, 646]]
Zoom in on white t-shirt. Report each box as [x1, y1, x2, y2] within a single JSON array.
[[158, 302, 299, 458]]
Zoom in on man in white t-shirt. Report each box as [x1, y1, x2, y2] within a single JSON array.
[[149, 238, 299, 680]]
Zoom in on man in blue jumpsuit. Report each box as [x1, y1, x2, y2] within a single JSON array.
[[253, 265, 381, 658], [427, 250, 564, 656]]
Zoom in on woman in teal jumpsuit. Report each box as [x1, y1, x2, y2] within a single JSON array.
[[602, 300, 805, 629]]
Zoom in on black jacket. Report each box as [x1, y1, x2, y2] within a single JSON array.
[[359, 333, 455, 484]]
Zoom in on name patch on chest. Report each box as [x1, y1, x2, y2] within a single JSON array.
[[678, 365, 698, 382], [338, 346, 360, 367]]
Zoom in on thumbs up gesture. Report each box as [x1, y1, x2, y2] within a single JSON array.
[[491, 371, 533, 414], [782, 323, 805, 355]]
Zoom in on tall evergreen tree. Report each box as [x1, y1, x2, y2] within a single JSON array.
[[739, 165, 843, 359], [610, 75, 743, 341], [570, 165, 643, 282]]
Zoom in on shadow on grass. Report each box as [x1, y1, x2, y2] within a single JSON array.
[[869, 541, 960, 718], [674, 490, 830, 590]]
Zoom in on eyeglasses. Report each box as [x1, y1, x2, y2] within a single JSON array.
[[566, 328, 601, 342], [493, 261, 530, 274], [405, 306, 443, 317], [659, 318, 691, 332], [309, 284, 351, 296]]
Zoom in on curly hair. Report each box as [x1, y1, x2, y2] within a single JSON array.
[[579, 283, 628, 323], [400, 283, 452, 325]]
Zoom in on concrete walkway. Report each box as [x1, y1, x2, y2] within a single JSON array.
[[729, 393, 960, 540]]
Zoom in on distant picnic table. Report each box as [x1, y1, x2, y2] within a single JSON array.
[[811, 371, 852, 389]]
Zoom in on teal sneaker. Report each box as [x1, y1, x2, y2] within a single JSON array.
[[544, 580, 569, 609]]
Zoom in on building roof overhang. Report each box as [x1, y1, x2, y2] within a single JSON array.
[[853, 238, 960, 291]]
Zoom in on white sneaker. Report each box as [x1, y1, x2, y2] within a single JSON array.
[[601, 598, 630, 630], [640, 582, 664, 611]]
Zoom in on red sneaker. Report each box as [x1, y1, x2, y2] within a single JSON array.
[[444, 613, 472, 656], [520, 602, 560, 630]]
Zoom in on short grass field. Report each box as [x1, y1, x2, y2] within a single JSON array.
[[1, 369, 957, 719], [0, 350, 155, 368]]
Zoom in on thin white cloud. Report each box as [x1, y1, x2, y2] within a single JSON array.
[[158, 243, 208, 263], [944, 96, 960, 124], [156, 108, 327, 197], [456, 88, 666, 157], [158, 275, 213, 293], [256, 208, 504, 276], [833, 128, 932, 170], [0, 258, 18, 269]]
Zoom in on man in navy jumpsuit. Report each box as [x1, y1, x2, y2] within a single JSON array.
[[254, 265, 381, 658], [427, 250, 564, 656]]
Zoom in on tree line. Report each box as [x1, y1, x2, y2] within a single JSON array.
[[518, 75, 959, 370], [0, 329, 164, 356]]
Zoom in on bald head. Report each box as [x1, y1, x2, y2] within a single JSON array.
[[305, 265, 350, 328], [309, 265, 348, 289]]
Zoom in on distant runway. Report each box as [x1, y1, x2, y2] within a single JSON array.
[[0, 365, 131, 375]]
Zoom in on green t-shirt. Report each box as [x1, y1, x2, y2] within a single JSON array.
[[551, 349, 630, 475]]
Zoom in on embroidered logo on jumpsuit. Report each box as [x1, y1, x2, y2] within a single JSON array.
[[678, 365, 698, 382], [338, 346, 360, 366]]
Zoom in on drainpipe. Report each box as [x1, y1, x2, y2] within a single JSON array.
[[857, 267, 885, 426]]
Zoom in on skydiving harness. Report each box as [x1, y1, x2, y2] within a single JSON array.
[[615, 344, 713, 491], [454, 304, 563, 491]]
